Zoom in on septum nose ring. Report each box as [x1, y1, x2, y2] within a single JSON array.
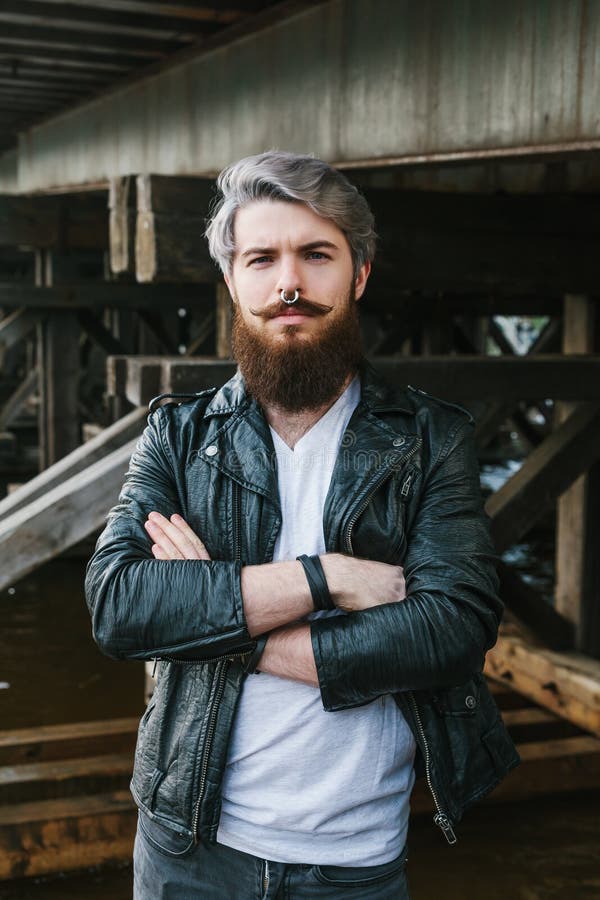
[[280, 289, 300, 305]]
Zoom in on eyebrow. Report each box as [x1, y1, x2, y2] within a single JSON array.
[[240, 240, 340, 258]]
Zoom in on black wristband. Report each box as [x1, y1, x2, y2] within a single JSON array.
[[244, 634, 268, 675], [296, 554, 335, 612]]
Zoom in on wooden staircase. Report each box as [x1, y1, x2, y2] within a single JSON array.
[[1, 684, 599, 881]]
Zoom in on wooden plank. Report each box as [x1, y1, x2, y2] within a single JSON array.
[[0, 791, 136, 880], [486, 403, 600, 553], [0, 438, 138, 592], [555, 294, 600, 656], [135, 175, 218, 283], [0, 718, 138, 766], [501, 707, 581, 743], [105, 355, 235, 406], [0, 282, 215, 310], [0, 405, 145, 519], [0, 753, 132, 804], [485, 634, 600, 736], [37, 309, 81, 468]]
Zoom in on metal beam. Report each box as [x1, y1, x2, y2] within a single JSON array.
[[9, 0, 600, 191]]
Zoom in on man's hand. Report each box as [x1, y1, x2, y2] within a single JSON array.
[[144, 512, 211, 560], [319, 554, 406, 612]]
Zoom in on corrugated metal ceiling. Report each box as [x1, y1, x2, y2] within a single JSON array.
[[0, 0, 282, 154]]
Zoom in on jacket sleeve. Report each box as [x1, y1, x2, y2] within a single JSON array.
[[310, 417, 503, 711], [84, 407, 252, 662]]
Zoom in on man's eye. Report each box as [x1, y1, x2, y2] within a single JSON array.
[[250, 256, 271, 265], [307, 251, 328, 260]]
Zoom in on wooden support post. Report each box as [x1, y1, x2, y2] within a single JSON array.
[[0, 367, 38, 432], [555, 295, 600, 656], [216, 281, 232, 358], [108, 176, 136, 276], [36, 249, 81, 468]]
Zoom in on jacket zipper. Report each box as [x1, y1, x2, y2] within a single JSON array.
[[343, 436, 456, 844], [191, 478, 244, 841], [343, 437, 422, 554], [409, 693, 457, 844]]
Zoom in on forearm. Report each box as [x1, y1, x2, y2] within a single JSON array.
[[258, 623, 318, 687], [242, 560, 314, 636]]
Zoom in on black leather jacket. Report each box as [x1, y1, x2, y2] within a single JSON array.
[[85, 358, 519, 849]]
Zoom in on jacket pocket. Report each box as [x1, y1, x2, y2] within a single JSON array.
[[137, 808, 196, 859], [432, 677, 480, 718]]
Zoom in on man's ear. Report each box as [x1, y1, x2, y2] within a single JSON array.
[[354, 260, 371, 301], [223, 272, 235, 303]]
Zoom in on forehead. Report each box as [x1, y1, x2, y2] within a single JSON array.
[[231, 199, 347, 251]]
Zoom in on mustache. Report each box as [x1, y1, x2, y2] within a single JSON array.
[[249, 297, 334, 319]]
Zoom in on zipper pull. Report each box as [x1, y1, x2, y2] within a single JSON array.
[[434, 812, 457, 845], [152, 657, 158, 678], [401, 473, 413, 497]]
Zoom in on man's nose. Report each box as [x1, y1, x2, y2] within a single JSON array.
[[275, 256, 303, 297]]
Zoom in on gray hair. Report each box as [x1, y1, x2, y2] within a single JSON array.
[[204, 150, 376, 278]]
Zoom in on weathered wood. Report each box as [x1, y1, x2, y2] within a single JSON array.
[[0, 405, 145, 519], [106, 355, 235, 406], [0, 438, 137, 592], [36, 310, 81, 468], [0, 309, 42, 359], [0, 367, 38, 432], [109, 176, 136, 275], [485, 634, 600, 736], [105, 354, 600, 404], [78, 309, 127, 356], [0, 753, 132, 805], [216, 281, 232, 358], [497, 560, 575, 651], [0, 192, 108, 250], [0, 282, 215, 310], [135, 175, 218, 283], [0, 718, 138, 767], [0, 790, 136, 880], [486, 403, 600, 552], [555, 294, 600, 656]]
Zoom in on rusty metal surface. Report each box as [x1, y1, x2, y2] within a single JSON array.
[[10, 0, 600, 191]]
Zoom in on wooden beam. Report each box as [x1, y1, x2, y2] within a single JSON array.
[[37, 305, 81, 468], [78, 309, 127, 356], [216, 281, 232, 358], [368, 190, 600, 294], [0, 192, 107, 250], [497, 560, 575, 651], [485, 634, 600, 736], [0, 790, 136, 880], [486, 403, 600, 552], [0, 366, 38, 432], [106, 355, 235, 406], [0, 438, 137, 591], [105, 355, 600, 405], [0, 282, 215, 310], [0, 753, 132, 805], [0, 405, 145, 519], [0, 309, 42, 357], [555, 294, 600, 656], [135, 175, 219, 283], [108, 176, 136, 276], [0, 718, 138, 766]]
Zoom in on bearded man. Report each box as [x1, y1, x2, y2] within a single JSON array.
[[85, 151, 518, 899]]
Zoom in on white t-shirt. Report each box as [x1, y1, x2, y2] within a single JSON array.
[[217, 374, 416, 865]]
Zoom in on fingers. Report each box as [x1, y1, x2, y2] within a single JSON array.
[[144, 511, 211, 560]]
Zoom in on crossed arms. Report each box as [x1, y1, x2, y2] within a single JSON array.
[[85, 405, 502, 710], [144, 511, 407, 687]]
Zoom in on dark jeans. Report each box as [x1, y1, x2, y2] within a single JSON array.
[[133, 810, 410, 899]]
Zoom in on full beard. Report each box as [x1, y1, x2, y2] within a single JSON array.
[[231, 285, 364, 413]]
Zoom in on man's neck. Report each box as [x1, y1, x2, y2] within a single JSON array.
[[262, 371, 355, 451]]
